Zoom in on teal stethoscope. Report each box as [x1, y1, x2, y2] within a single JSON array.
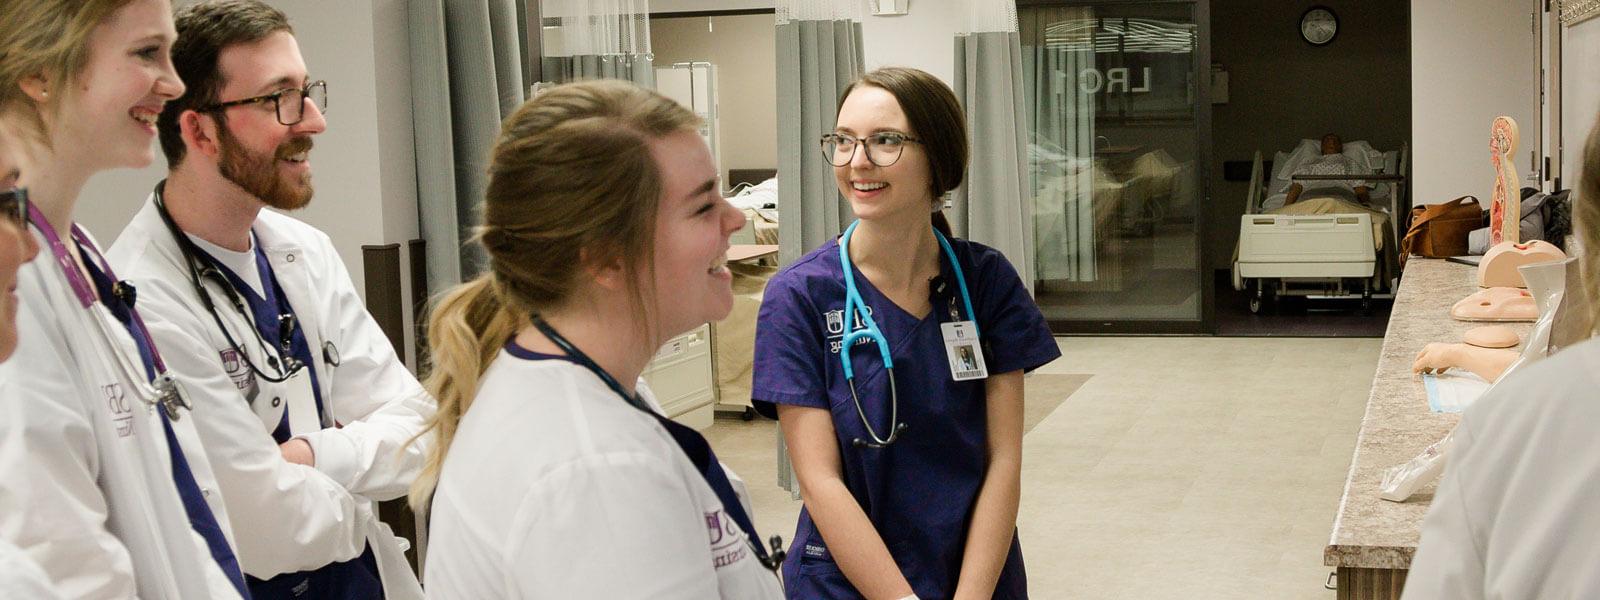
[[838, 219, 978, 448]]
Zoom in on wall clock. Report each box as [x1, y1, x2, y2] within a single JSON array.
[[1301, 6, 1338, 46]]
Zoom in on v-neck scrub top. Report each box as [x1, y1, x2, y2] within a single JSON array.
[[752, 236, 1060, 599]]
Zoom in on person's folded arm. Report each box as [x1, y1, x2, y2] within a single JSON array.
[[292, 242, 434, 500], [138, 294, 370, 578]]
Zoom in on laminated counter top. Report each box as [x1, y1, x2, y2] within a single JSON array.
[[1323, 258, 1532, 598]]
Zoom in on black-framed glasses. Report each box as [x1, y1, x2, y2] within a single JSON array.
[[198, 80, 328, 126], [820, 132, 921, 167], [0, 187, 26, 226]]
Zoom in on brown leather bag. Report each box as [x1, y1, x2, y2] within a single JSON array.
[[1402, 196, 1483, 260]]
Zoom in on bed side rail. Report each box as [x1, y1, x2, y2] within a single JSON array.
[[1246, 150, 1264, 215]]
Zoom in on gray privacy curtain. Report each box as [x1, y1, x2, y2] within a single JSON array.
[[410, 0, 529, 287], [775, 18, 864, 265], [952, 31, 1035, 292], [773, 11, 863, 497], [541, 54, 656, 87]]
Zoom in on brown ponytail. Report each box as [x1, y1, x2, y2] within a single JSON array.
[[407, 276, 522, 511], [933, 208, 954, 239], [407, 80, 700, 512]]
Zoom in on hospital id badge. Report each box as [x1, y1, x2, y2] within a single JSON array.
[[941, 321, 988, 381]]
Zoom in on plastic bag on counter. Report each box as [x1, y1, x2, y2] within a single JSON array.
[[1547, 257, 1594, 354], [1380, 429, 1455, 502]]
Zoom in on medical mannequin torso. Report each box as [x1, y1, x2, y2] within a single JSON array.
[[108, 196, 430, 598], [1405, 337, 1600, 598], [423, 343, 784, 599]]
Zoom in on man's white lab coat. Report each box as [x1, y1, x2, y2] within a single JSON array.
[[109, 196, 433, 598]]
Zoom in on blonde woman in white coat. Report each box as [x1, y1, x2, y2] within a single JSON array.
[[0, 0, 248, 598], [412, 80, 785, 599]]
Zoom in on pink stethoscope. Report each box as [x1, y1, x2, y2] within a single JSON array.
[[27, 202, 190, 420]]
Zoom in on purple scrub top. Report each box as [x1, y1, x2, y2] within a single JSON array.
[[752, 236, 1060, 599]]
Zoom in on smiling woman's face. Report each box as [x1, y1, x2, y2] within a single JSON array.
[[832, 85, 935, 224]]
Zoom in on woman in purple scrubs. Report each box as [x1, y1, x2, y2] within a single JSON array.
[[752, 67, 1060, 599]]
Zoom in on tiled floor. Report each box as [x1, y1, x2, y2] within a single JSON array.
[[706, 336, 1382, 599]]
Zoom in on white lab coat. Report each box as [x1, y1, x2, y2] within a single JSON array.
[[0, 538, 65, 599], [0, 226, 244, 600], [423, 350, 785, 599], [108, 197, 432, 598], [1405, 337, 1600, 599]]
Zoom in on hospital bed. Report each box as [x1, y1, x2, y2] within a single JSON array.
[[1231, 140, 1408, 314]]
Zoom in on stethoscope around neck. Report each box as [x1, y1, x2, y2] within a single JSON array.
[[153, 181, 339, 388], [25, 200, 192, 420], [837, 219, 978, 448]]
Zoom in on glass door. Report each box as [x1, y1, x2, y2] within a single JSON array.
[[1021, 0, 1211, 332]]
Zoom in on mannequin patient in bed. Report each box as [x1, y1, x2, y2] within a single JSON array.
[[1284, 134, 1372, 206], [1243, 133, 1395, 286]]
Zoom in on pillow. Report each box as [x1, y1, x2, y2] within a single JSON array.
[[1269, 139, 1320, 195], [1341, 140, 1377, 173]]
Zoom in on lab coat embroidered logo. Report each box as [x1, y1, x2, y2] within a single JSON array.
[[103, 383, 134, 437], [705, 509, 748, 568], [219, 348, 255, 395]]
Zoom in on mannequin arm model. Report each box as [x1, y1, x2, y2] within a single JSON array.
[[1413, 343, 1519, 383]]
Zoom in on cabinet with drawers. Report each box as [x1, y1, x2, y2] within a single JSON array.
[[641, 324, 716, 430]]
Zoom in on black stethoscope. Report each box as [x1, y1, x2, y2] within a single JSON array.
[[531, 315, 787, 575], [153, 182, 339, 389]]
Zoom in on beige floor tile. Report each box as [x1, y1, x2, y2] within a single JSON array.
[[705, 336, 1381, 599]]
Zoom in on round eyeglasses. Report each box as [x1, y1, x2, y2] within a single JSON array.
[[198, 80, 328, 126], [820, 132, 921, 167], [0, 186, 27, 226]]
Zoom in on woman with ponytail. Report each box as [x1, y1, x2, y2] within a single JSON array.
[[750, 67, 1060, 599], [411, 79, 783, 599]]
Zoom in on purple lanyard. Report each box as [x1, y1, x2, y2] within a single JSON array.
[[27, 202, 170, 375]]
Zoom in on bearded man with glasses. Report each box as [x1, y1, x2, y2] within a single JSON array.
[[105, 1, 432, 598]]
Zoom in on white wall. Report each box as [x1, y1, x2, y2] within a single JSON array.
[[651, 13, 780, 178], [1411, 0, 1540, 206], [1564, 18, 1600, 191], [79, 0, 418, 302], [860, 0, 962, 86]]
